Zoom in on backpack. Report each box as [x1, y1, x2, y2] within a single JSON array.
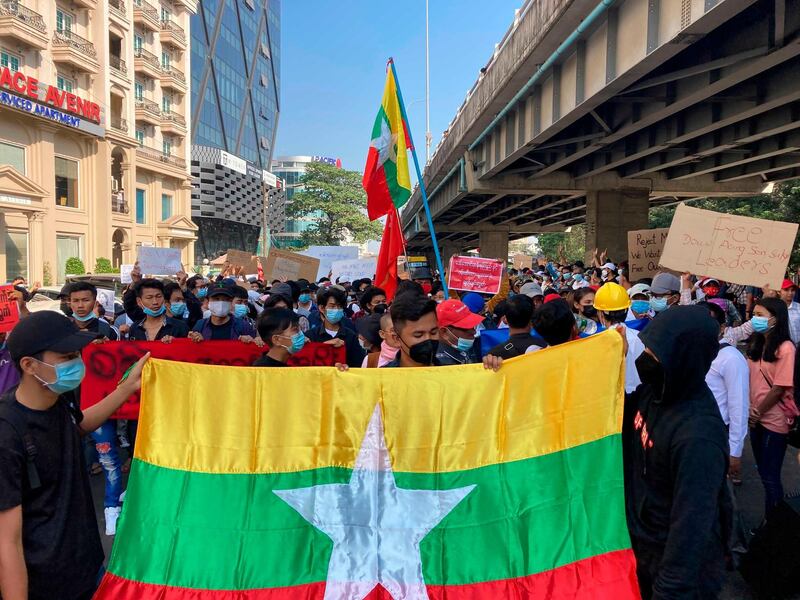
[[0, 391, 41, 490]]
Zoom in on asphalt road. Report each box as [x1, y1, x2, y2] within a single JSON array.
[[91, 440, 800, 598]]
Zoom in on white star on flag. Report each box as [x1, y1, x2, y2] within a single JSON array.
[[274, 405, 475, 600], [370, 119, 399, 167]]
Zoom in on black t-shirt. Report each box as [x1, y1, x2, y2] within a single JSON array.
[[208, 319, 233, 340], [0, 388, 103, 600], [253, 354, 288, 367]]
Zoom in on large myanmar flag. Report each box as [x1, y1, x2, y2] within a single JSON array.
[[363, 66, 412, 221], [94, 332, 640, 600]]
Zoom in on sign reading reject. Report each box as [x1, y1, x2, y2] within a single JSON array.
[[660, 204, 799, 289]]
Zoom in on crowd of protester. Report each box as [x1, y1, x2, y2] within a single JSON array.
[[2, 251, 800, 600]]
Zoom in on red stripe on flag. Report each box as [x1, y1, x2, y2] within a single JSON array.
[[363, 146, 394, 221], [94, 550, 640, 599]]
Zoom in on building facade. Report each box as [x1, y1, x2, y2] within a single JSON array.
[[271, 155, 340, 249], [189, 0, 280, 260], [0, 0, 197, 284]]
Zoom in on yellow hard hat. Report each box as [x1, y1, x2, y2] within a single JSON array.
[[593, 282, 631, 312]]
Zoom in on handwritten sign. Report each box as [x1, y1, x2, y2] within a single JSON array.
[[263, 249, 320, 282], [225, 249, 265, 274], [136, 247, 182, 276], [512, 254, 533, 271], [331, 258, 377, 283], [659, 204, 799, 288], [628, 228, 670, 280], [447, 256, 504, 294], [301, 246, 359, 280], [80, 340, 345, 419], [0, 285, 20, 333]]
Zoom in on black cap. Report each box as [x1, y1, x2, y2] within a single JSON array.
[[207, 283, 234, 298], [8, 310, 98, 361]]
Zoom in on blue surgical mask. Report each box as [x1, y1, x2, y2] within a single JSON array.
[[196, 287, 208, 299], [564, 273, 573, 280], [288, 331, 306, 354], [325, 308, 344, 324], [34, 357, 86, 394], [143, 305, 166, 318], [631, 300, 650, 315], [170, 302, 187, 317], [233, 304, 249, 318], [751, 315, 771, 333], [298, 293, 311, 304], [72, 312, 95, 322], [450, 330, 475, 352], [650, 297, 669, 313]]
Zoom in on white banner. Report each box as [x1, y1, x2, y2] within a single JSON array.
[[300, 245, 359, 280], [137, 247, 182, 276], [331, 258, 377, 283], [120, 264, 134, 284]]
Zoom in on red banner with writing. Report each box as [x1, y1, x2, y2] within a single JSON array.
[[80, 340, 345, 419], [0, 285, 20, 334], [447, 256, 504, 294]]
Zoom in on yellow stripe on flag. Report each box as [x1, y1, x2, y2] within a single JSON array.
[[136, 331, 625, 474], [381, 68, 411, 193]]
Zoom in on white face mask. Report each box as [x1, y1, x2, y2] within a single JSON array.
[[209, 300, 231, 318]]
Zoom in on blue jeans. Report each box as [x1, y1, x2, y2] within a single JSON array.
[[90, 420, 122, 508], [750, 423, 788, 517]]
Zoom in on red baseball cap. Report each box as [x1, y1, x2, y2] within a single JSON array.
[[782, 279, 797, 290], [544, 293, 562, 303], [436, 299, 484, 329]]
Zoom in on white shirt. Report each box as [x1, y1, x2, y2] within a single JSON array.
[[624, 326, 645, 394], [788, 301, 800, 345], [705, 341, 750, 458]]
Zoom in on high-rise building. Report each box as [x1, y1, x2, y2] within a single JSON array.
[[271, 155, 340, 249], [189, 0, 280, 260], [0, 0, 198, 283]]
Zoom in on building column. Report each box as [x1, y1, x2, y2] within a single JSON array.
[[441, 240, 463, 264], [584, 189, 650, 266], [27, 212, 45, 284], [478, 230, 509, 262]]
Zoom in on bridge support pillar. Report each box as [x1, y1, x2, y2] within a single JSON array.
[[585, 189, 650, 266], [442, 241, 464, 264], [479, 230, 509, 262]]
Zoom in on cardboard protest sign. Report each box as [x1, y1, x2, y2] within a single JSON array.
[[96, 289, 116, 315], [301, 246, 359, 280], [660, 204, 799, 288], [628, 228, 670, 280], [120, 264, 134, 284], [512, 254, 533, 271], [331, 258, 377, 283], [136, 247, 182, 276], [81, 340, 345, 419], [0, 285, 20, 333], [447, 256, 504, 294], [263, 249, 320, 282], [226, 249, 259, 272]]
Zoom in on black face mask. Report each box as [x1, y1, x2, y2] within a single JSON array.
[[635, 352, 665, 398], [405, 339, 436, 366], [581, 306, 598, 320], [373, 303, 388, 314]]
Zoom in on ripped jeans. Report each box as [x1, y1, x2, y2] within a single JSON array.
[[90, 420, 122, 508]]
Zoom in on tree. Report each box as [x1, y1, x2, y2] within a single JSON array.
[[536, 225, 586, 263], [94, 257, 116, 273], [65, 257, 85, 276], [287, 162, 382, 247]]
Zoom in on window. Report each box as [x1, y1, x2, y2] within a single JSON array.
[[134, 80, 144, 100], [161, 194, 172, 221], [56, 235, 82, 283], [54, 157, 78, 208], [136, 188, 146, 224], [160, 51, 171, 69], [56, 8, 73, 33], [5, 230, 28, 281], [0, 50, 20, 72], [162, 137, 172, 157], [135, 129, 144, 146], [0, 141, 24, 174], [57, 75, 74, 93], [134, 34, 143, 51], [161, 94, 171, 113], [160, 6, 171, 22]]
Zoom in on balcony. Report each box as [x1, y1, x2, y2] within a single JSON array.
[[52, 30, 99, 73], [0, 2, 48, 50], [136, 144, 187, 177], [132, 0, 158, 31], [160, 65, 186, 93], [112, 191, 129, 214], [134, 97, 160, 125], [173, 0, 197, 12], [109, 54, 127, 79], [108, 0, 127, 23], [71, 0, 97, 9], [160, 111, 186, 135], [159, 19, 186, 50], [110, 115, 128, 134], [133, 46, 161, 78]]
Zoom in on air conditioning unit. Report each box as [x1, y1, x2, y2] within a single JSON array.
[[111, 177, 119, 192]]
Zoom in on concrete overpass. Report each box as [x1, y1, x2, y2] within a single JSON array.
[[402, 0, 800, 263]]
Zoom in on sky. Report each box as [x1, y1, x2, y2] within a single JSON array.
[[273, 0, 525, 173]]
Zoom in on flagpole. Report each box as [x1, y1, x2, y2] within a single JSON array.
[[388, 58, 449, 295]]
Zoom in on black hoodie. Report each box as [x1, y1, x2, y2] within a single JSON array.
[[623, 305, 732, 599]]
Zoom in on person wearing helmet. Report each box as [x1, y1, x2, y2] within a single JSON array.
[[594, 282, 646, 393]]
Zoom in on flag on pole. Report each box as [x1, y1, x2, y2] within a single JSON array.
[[363, 65, 413, 221], [374, 208, 405, 301], [94, 332, 639, 599]]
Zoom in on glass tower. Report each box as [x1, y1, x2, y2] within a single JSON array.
[[189, 0, 280, 260]]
